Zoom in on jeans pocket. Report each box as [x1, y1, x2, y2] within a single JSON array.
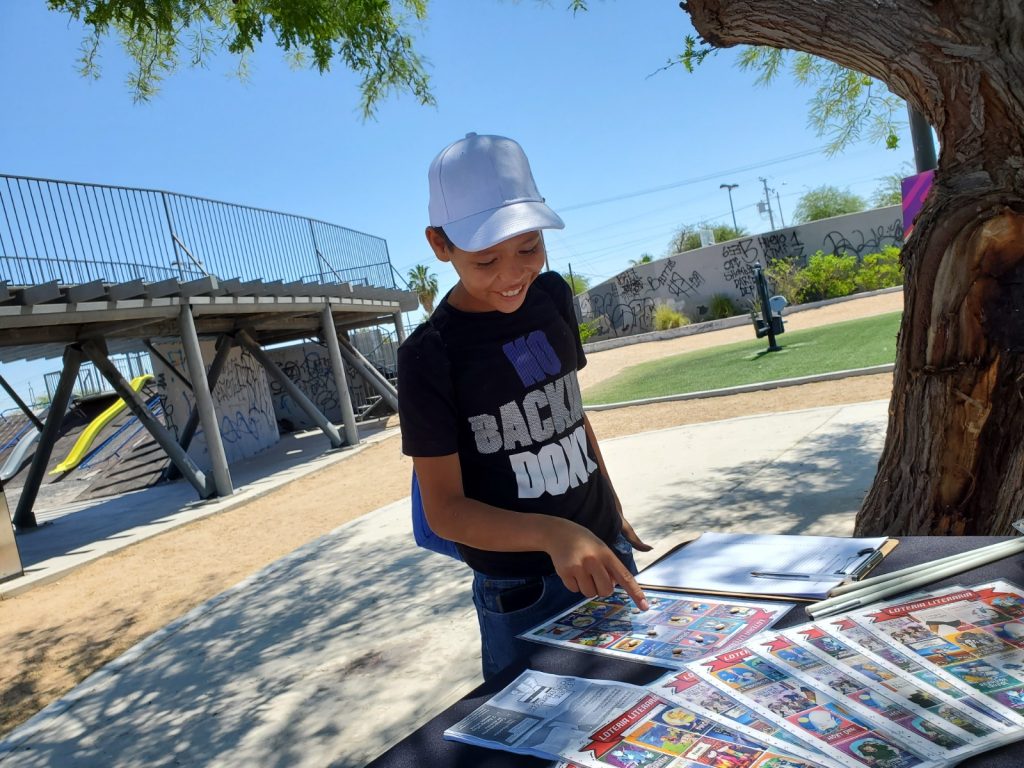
[[475, 575, 544, 616]]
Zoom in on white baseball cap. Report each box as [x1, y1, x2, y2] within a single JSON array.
[[427, 133, 565, 252]]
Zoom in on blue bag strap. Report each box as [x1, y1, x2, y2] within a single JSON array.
[[411, 469, 463, 561]]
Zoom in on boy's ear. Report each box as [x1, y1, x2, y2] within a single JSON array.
[[425, 227, 453, 263]]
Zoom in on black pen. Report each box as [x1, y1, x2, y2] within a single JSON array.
[[750, 570, 851, 581]]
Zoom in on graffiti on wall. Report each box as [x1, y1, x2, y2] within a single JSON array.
[[150, 341, 279, 471], [575, 207, 903, 342], [577, 261, 709, 336], [824, 220, 903, 258], [265, 342, 386, 431], [214, 347, 277, 450]]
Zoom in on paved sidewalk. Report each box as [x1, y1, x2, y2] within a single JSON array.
[[0, 401, 889, 767], [1, 421, 396, 598]]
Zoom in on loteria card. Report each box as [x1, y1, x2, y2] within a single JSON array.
[[758, 631, 1011, 764], [521, 588, 793, 668], [849, 580, 1024, 727], [650, 668, 835, 764], [688, 644, 943, 768], [805, 617, 1016, 734]]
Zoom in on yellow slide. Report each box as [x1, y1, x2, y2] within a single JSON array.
[[50, 374, 154, 475]]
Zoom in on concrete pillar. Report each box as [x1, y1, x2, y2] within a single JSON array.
[[337, 336, 399, 412], [236, 330, 344, 449], [0, 375, 43, 432], [321, 305, 359, 447], [12, 344, 83, 529], [82, 339, 211, 499], [179, 307, 233, 498], [393, 312, 407, 345]]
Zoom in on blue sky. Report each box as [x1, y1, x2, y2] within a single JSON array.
[[0, 1, 916, 411]]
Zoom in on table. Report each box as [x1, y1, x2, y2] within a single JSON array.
[[367, 536, 1024, 768]]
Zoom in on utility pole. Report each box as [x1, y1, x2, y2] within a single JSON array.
[[907, 106, 938, 172], [774, 189, 786, 228], [719, 183, 739, 230], [759, 177, 776, 230]]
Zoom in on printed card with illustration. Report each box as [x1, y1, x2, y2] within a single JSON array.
[[650, 668, 835, 764], [444, 669, 839, 768], [521, 588, 793, 668], [801, 617, 1018, 735], [688, 645, 944, 768], [848, 580, 1024, 728], [756, 631, 1015, 764]]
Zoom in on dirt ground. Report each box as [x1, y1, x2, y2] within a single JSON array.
[[0, 291, 902, 737]]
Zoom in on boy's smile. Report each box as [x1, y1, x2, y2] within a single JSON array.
[[426, 229, 548, 314]]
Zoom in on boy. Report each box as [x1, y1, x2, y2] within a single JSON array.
[[398, 133, 651, 680]]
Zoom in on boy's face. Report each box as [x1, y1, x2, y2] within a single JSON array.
[[426, 228, 547, 313]]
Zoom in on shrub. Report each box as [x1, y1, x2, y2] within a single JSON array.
[[794, 251, 858, 303], [708, 293, 739, 320], [654, 304, 690, 330], [578, 320, 599, 343], [855, 246, 903, 291], [765, 258, 801, 303]]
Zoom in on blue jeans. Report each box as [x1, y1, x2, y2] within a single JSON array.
[[471, 534, 638, 681]]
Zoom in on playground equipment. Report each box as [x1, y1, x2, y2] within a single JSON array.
[[50, 374, 154, 475], [750, 263, 787, 352], [0, 428, 42, 483]]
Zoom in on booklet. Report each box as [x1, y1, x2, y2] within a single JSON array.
[[848, 579, 1024, 727], [521, 587, 793, 668], [637, 533, 898, 602], [445, 669, 839, 768]]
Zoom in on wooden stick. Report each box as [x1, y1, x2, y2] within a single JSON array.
[[825, 538, 1024, 601], [807, 538, 1024, 620]]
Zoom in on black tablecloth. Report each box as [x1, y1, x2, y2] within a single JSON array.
[[367, 536, 1024, 768]]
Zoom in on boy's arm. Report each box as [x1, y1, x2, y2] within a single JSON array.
[[582, 413, 652, 553], [414, 453, 649, 611]]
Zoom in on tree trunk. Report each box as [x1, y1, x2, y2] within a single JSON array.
[[681, 0, 1024, 535]]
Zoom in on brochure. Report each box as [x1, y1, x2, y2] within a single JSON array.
[[688, 644, 943, 767], [849, 579, 1024, 727], [521, 587, 793, 668], [444, 669, 839, 768]]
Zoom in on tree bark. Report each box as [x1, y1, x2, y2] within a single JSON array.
[[681, 0, 1024, 534]]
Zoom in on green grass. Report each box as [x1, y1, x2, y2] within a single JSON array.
[[584, 312, 901, 405]]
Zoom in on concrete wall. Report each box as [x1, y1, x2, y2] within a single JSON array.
[[151, 341, 279, 471], [264, 343, 342, 431], [575, 205, 903, 340]]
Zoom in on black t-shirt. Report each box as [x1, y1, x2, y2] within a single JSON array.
[[398, 271, 621, 577]]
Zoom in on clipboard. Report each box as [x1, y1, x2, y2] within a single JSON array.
[[637, 532, 900, 603]]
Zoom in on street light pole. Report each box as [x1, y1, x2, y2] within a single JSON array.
[[759, 177, 776, 230], [719, 183, 739, 230]]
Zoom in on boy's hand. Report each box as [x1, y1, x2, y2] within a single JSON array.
[[621, 516, 653, 552], [548, 522, 649, 611]]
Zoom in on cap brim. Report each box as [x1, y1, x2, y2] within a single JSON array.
[[444, 200, 565, 252]]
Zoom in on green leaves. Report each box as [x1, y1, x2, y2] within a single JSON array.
[[738, 47, 904, 156], [48, 0, 434, 117]]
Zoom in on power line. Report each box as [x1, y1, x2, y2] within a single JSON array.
[[558, 146, 828, 212]]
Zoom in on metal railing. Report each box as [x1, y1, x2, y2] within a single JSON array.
[[43, 351, 152, 403], [0, 174, 395, 289]]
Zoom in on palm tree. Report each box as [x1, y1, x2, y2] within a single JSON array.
[[407, 264, 439, 315]]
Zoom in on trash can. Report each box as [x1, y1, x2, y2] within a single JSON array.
[[0, 479, 23, 583]]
